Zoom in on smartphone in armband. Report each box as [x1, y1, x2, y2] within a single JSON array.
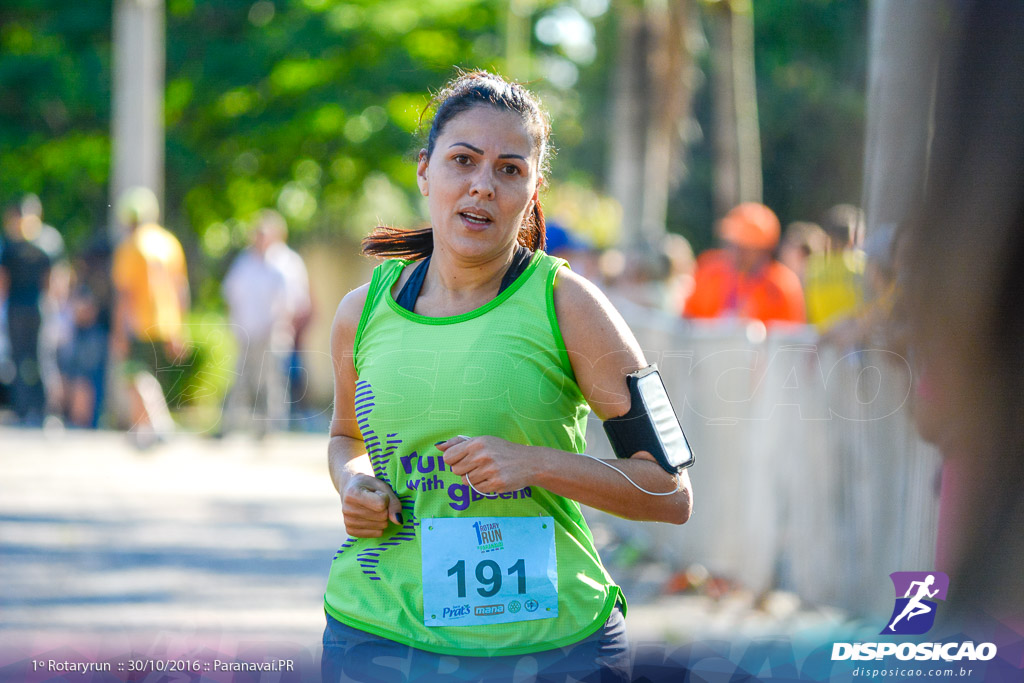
[[603, 364, 695, 474]]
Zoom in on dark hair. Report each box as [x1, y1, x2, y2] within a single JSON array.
[[362, 71, 551, 260], [820, 204, 864, 248]]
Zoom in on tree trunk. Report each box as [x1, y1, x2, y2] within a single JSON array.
[[609, 0, 697, 249], [709, 0, 762, 220], [111, 0, 165, 237], [608, 3, 648, 247]]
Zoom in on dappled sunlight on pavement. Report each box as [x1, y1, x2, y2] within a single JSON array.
[[0, 426, 849, 658], [0, 427, 341, 650]]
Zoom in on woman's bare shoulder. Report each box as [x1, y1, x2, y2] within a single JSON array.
[[552, 268, 636, 354], [331, 283, 371, 349], [552, 267, 646, 419]]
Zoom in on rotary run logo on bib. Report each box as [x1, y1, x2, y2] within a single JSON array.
[[474, 520, 504, 552], [881, 571, 949, 635]]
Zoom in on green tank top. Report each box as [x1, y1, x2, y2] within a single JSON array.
[[323, 250, 623, 656]]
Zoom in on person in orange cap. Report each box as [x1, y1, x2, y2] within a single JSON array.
[[683, 202, 806, 324]]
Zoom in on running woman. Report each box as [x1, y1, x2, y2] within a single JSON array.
[[322, 71, 693, 682]]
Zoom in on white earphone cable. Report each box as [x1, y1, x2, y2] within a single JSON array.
[[578, 453, 680, 496], [455, 436, 678, 498]]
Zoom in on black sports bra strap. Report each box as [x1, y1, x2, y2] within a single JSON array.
[[395, 255, 431, 312], [394, 246, 533, 313], [499, 245, 533, 293]]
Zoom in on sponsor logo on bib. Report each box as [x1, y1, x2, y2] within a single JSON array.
[[474, 604, 505, 617]]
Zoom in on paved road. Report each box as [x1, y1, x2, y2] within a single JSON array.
[[0, 426, 845, 665], [0, 427, 341, 654]]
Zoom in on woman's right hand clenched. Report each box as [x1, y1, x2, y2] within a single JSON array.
[[341, 474, 404, 537]]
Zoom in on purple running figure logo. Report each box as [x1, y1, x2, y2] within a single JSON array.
[[881, 571, 949, 635]]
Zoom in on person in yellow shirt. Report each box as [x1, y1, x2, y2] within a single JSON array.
[[111, 187, 190, 449], [803, 204, 866, 331]]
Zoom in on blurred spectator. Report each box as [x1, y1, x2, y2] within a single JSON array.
[[48, 260, 76, 421], [19, 194, 70, 423], [111, 187, 189, 449], [818, 224, 900, 351], [778, 220, 827, 282], [0, 210, 12, 413], [862, 223, 897, 304], [63, 238, 113, 428], [603, 235, 695, 314], [683, 202, 805, 324], [664, 233, 697, 313], [544, 220, 599, 278], [0, 203, 52, 425], [216, 216, 291, 438], [19, 194, 65, 264], [261, 209, 313, 428], [0, 267, 10, 412], [803, 204, 866, 330], [605, 247, 673, 310]]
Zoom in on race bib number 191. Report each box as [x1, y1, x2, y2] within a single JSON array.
[[421, 517, 558, 627]]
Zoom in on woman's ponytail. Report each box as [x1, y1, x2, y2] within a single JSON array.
[[529, 200, 547, 251]]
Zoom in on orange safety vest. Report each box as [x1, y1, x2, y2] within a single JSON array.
[[684, 249, 806, 324]]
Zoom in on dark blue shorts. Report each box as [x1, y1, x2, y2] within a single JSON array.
[[321, 606, 630, 682]]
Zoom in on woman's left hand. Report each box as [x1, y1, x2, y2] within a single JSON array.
[[437, 436, 536, 495]]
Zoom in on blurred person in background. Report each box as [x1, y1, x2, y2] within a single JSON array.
[[62, 238, 114, 428], [20, 194, 70, 425], [778, 220, 827, 283], [111, 187, 189, 449], [663, 233, 697, 313], [0, 203, 52, 425], [0, 208, 12, 414], [261, 209, 313, 429], [216, 216, 291, 439], [803, 204, 866, 331], [683, 202, 805, 325], [897, 1, 1024, 626], [604, 237, 694, 315], [543, 220, 596, 277], [47, 256, 76, 423], [0, 225, 9, 413], [604, 247, 671, 311], [19, 194, 64, 265], [818, 224, 899, 351], [862, 224, 897, 304]]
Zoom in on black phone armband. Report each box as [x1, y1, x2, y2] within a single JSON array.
[[602, 364, 695, 474]]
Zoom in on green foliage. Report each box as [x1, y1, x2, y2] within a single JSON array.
[[754, 0, 867, 229], [672, 0, 867, 253], [162, 0, 519, 308], [0, 0, 867, 422], [0, 0, 112, 251], [0, 0, 867, 273]]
